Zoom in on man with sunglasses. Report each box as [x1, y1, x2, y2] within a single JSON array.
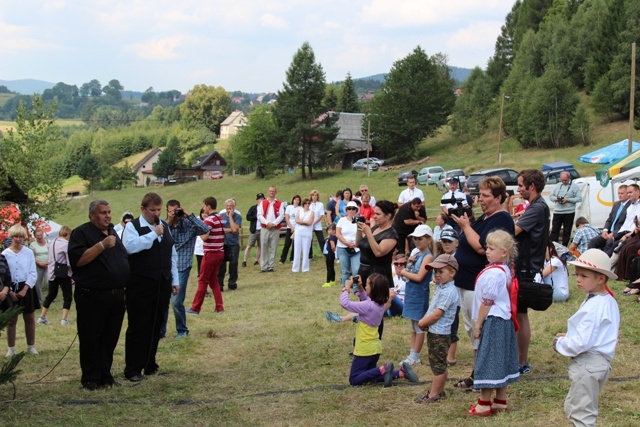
[[393, 197, 427, 253]]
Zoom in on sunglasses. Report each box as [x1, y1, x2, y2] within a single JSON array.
[[346, 207, 357, 211], [393, 262, 406, 266]]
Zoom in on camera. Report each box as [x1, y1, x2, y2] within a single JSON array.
[[174, 208, 185, 218], [352, 216, 366, 224], [440, 195, 472, 218], [558, 197, 565, 203]]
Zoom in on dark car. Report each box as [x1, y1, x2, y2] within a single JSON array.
[[542, 162, 581, 184], [466, 168, 519, 195], [397, 169, 418, 186]]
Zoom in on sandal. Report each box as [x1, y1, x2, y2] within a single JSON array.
[[454, 376, 474, 389], [415, 391, 445, 404], [467, 404, 492, 417], [447, 359, 457, 366]]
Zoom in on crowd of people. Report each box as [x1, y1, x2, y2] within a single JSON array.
[[0, 170, 623, 425]]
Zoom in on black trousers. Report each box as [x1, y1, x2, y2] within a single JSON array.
[[550, 212, 575, 247], [124, 274, 171, 378], [325, 254, 335, 282], [43, 277, 73, 310], [218, 244, 240, 289], [75, 286, 125, 386], [312, 229, 325, 257]]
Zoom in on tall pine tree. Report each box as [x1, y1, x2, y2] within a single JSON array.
[[337, 73, 360, 113]]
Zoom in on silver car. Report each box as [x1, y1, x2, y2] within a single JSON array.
[[436, 169, 467, 191]]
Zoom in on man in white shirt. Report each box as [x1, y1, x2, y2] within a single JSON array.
[[257, 186, 285, 272], [398, 177, 425, 205], [440, 178, 469, 230]]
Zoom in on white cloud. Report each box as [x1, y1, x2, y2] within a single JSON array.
[[447, 21, 503, 50], [124, 35, 191, 60], [361, 0, 515, 28], [0, 22, 63, 54], [260, 13, 289, 29]]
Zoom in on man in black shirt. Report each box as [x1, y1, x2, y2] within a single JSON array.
[[68, 199, 129, 391], [393, 197, 427, 253]]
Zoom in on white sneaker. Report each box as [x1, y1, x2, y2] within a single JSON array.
[[401, 356, 421, 366], [37, 317, 50, 325], [5, 348, 15, 357], [61, 319, 69, 326], [27, 346, 38, 355]]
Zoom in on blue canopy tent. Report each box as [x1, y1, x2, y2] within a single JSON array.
[[578, 139, 640, 164]]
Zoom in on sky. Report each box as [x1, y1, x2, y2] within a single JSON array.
[[1, 0, 516, 94]]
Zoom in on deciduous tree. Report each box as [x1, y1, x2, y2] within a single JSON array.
[[235, 104, 281, 178], [180, 84, 231, 135], [0, 95, 67, 223]]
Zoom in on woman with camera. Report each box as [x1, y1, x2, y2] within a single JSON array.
[[355, 200, 398, 285], [336, 201, 361, 286]]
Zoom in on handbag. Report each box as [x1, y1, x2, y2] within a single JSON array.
[[516, 278, 553, 311], [53, 239, 69, 278]]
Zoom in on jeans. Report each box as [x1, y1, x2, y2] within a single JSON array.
[[337, 247, 361, 286], [387, 296, 404, 317]]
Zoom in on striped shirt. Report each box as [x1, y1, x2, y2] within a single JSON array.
[[203, 214, 225, 253]]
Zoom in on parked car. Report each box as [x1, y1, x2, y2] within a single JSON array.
[[416, 166, 446, 185], [466, 168, 519, 195], [210, 171, 223, 179], [369, 157, 386, 166], [397, 169, 418, 186], [436, 169, 468, 191], [542, 162, 581, 184], [352, 159, 379, 171]]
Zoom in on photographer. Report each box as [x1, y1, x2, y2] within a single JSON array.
[[440, 178, 472, 231], [160, 199, 208, 339], [393, 198, 427, 254], [549, 171, 582, 246]]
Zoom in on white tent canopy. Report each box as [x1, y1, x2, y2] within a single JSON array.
[[611, 165, 640, 185]]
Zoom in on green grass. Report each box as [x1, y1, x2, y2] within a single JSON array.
[[3, 251, 639, 426]]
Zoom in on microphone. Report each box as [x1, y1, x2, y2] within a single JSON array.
[[108, 223, 114, 233], [154, 217, 160, 225]]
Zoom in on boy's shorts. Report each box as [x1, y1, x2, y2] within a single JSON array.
[[427, 332, 451, 376], [411, 320, 425, 334]]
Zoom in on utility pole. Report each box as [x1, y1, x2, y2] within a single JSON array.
[[498, 94, 506, 164], [366, 120, 371, 178], [629, 42, 636, 155]]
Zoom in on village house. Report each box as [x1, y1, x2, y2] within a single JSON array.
[[132, 147, 162, 187], [219, 110, 246, 140]]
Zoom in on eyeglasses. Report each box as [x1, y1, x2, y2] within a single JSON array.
[[303, 202, 310, 205], [393, 262, 406, 266], [346, 207, 357, 211]]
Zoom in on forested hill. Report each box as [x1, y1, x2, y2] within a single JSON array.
[[450, 0, 640, 150]]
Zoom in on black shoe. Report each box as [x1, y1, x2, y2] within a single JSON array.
[[127, 374, 144, 382], [100, 378, 121, 389], [145, 369, 167, 376], [253, 261, 259, 266], [267, 268, 274, 272], [83, 382, 99, 391], [242, 261, 247, 267], [228, 285, 237, 291]]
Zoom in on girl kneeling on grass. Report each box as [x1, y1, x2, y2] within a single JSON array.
[[469, 230, 520, 416], [340, 273, 419, 387]]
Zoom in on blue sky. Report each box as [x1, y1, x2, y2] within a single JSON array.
[[1, 0, 515, 93]]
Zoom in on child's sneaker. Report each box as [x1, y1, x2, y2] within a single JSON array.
[[400, 361, 419, 383], [61, 319, 69, 326], [5, 347, 15, 357], [37, 317, 50, 325], [519, 363, 531, 375], [401, 356, 421, 366], [382, 362, 394, 387], [27, 346, 38, 355], [322, 281, 335, 288], [325, 311, 342, 322]]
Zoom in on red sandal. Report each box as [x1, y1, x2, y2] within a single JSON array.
[[491, 398, 508, 414], [467, 399, 492, 417]]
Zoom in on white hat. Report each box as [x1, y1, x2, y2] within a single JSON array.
[[568, 249, 617, 280], [409, 224, 433, 238], [346, 201, 359, 209]]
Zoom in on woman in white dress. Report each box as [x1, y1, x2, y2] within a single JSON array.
[[292, 199, 315, 273]]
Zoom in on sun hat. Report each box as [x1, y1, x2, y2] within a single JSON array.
[[426, 253, 459, 271], [567, 249, 617, 280], [440, 229, 459, 241], [409, 224, 433, 238], [346, 201, 359, 209]]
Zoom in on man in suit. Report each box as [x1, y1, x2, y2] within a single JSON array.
[[121, 192, 179, 382], [588, 184, 629, 256]]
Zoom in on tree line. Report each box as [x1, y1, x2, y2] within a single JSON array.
[[451, 0, 640, 148]]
